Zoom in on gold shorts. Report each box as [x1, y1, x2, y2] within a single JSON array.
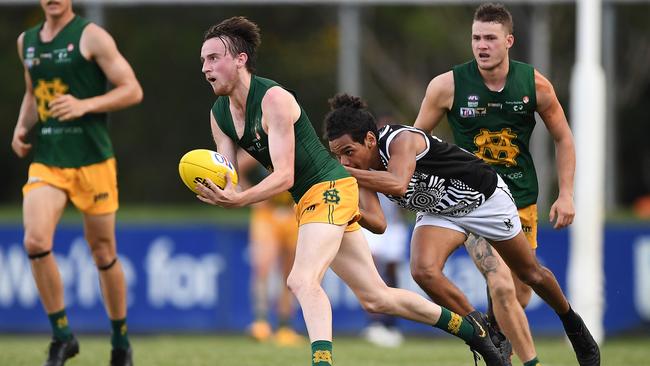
[[250, 204, 298, 249], [517, 204, 538, 249], [295, 177, 361, 232], [22, 158, 119, 215]]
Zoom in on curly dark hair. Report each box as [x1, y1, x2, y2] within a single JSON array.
[[203, 16, 261, 73], [474, 3, 514, 34], [324, 93, 378, 144]]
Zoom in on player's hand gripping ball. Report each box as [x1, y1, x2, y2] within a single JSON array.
[[178, 149, 238, 194]]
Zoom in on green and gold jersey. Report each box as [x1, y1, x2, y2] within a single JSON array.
[[212, 75, 349, 203], [448, 59, 538, 208], [23, 15, 113, 168]]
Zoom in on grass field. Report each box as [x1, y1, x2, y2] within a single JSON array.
[[1, 334, 648, 366]]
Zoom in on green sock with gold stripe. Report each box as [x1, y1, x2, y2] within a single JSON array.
[[434, 307, 475, 342], [311, 340, 333, 365]]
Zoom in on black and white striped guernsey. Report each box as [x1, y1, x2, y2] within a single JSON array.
[[378, 125, 498, 216]]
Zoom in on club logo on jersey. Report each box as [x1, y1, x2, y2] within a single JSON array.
[[473, 128, 520, 167], [460, 107, 476, 118], [67, 43, 74, 52], [323, 188, 341, 204], [467, 95, 479, 107], [34, 78, 69, 121], [523, 96, 530, 104]]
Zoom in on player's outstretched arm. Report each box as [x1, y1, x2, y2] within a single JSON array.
[[49, 24, 143, 121], [535, 69, 576, 229], [358, 187, 386, 234], [346, 131, 421, 196], [12, 33, 37, 158], [414, 71, 454, 134]]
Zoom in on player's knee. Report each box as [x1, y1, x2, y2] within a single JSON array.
[[23, 234, 52, 254], [411, 266, 444, 291], [90, 246, 115, 267], [286, 273, 314, 297], [516, 265, 544, 288], [489, 281, 517, 307], [358, 292, 390, 314]]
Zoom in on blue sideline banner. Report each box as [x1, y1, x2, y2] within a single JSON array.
[[0, 224, 649, 335]]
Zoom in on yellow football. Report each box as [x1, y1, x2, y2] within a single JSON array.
[[178, 149, 238, 194]]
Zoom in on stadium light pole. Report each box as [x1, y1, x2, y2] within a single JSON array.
[[569, 0, 606, 344]]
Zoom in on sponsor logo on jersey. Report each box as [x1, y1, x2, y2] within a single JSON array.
[[93, 192, 109, 203], [487, 102, 502, 109], [53, 48, 71, 64], [523, 95, 530, 104], [25, 47, 39, 68], [460, 107, 476, 118]]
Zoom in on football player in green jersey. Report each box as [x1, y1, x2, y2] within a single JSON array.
[[197, 16, 504, 366], [11, 1, 142, 365], [413, 3, 599, 366]]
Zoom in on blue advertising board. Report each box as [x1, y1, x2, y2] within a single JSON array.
[[1, 224, 649, 336]]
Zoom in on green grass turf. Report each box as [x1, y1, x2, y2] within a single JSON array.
[[0, 334, 648, 366]]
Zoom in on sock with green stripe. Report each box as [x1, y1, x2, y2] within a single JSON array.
[[524, 356, 541, 366], [311, 340, 333, 365], [111, 318, 130, 350], [434, 307, 476, 342], [48, 309, 73, 341]]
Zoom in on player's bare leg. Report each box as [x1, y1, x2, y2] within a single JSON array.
[[84, 213, 126, 319], [287, 223, 345, 365], [331, 229, 504, 366], [287, 223, 344, 341], [490, 232, 600, 365], [466, 234, 537, 364], [84, 212, 132, 365], [409, 226, 473, 314], [24, 184, 79, 365], [275, 237, 304, 346], [512, 263, 533, 307], [24, 185, 67, 313]]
